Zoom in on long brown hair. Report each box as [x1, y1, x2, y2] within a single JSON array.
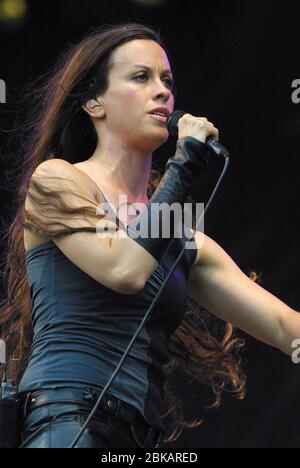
[[0, 22, 250, 444]]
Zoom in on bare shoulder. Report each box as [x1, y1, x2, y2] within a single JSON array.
[[24, 159, 102, 252], [33, 157, 73, 176], [34, 158, 84, 184], [30, 158, 100, 200], [24, 160, 71, 251]]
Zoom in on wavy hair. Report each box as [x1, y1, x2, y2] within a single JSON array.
[[0, 22, 252, 444]]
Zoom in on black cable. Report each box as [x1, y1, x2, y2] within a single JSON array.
[[69, 154, 230, 448]]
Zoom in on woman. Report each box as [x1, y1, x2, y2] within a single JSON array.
[[0, 22, 298, 449]]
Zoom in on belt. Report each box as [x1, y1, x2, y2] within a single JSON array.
[[21, 387, 146, 427]]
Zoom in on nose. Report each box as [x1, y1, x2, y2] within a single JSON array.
[[152, 79, 172, 102]]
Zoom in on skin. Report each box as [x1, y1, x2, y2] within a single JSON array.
[[80, 38, 300, 357], [81, 39, 175, 207]]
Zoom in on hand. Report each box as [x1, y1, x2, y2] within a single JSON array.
[[177, 114, 219, 144]]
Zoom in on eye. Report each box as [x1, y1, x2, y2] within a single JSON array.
[[162, 77, 174, 89], [134, 73, 174, 90], [134, 73, 148, 82]]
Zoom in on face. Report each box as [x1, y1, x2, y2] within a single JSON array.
[[95, 39, 175, 152]]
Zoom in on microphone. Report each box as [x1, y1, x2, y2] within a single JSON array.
[[166, 110, 230, 158]]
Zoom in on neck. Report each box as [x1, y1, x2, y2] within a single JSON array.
[[86, 140, 152, 204]]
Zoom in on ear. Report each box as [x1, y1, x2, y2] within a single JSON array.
[[81, 98, 105, 118]]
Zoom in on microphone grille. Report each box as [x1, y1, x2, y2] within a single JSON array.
[[166, 110, 186, 137]]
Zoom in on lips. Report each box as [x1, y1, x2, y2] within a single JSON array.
[[149, 114, 167, 122], [148, 107, 170, 118]]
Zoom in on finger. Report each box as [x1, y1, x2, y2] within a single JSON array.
[[212, 129, 219, 140]]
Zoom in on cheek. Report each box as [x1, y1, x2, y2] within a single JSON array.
[[126, 92, 146, 118], [112, 89, 145, 125], [117, 86, 142, 106]]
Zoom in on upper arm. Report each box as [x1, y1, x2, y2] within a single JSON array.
[[187, 230, 243, 306], [189, 230, 235, 270], [187, 230, 246, 303], [187, 231, 294, 352], [25, 159, 143, 294]]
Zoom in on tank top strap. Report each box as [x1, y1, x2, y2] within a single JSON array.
[[94, 182, 127, 232]]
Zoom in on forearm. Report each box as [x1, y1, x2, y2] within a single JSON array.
[[188, 258, 297, 354], [126, 137, 210, 272], [278, 308, 300, 356]]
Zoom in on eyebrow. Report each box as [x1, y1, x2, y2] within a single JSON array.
[[129, 64, 173, 76]]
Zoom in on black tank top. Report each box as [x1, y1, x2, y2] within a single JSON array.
[[19, 187, 198, 432]]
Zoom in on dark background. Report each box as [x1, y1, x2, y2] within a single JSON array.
[[0, 0, 299, 448]]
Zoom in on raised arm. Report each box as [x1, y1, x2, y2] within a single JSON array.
[[25, 158, 157, 294], [187, 231, 299, 356]]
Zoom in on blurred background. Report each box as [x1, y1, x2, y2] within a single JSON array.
[[0, 0, 299, 448]]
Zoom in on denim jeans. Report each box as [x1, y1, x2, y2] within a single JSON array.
[[19, 398, 164, 448]]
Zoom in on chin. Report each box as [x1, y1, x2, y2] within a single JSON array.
[[149, 129, 169, 147], [146, 138, 168, 153], [134, 127, 169, 152]]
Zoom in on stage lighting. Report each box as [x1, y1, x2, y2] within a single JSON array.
[[0, 0, 27, 22]]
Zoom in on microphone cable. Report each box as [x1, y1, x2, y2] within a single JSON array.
[[69, 123, 231, 448]]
